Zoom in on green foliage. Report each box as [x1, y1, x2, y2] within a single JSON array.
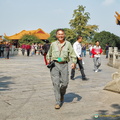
[[69, 5, 98, 41], [48, 5, 99, 44], [48, 29, 57, 42], [19, 34, 41, 45], [64, 28, 76, 44], [69, 5, 90, 33], [92, 31, 120, 49]]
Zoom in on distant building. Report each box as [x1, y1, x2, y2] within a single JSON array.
[[4, 28, 50, 40], [4, 28, 50, 47], [0, 35, 3, 42]]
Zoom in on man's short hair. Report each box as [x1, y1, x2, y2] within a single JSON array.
[[77, 35, 82, 40], [56, 29, 65, 34], [95, 41, 100, 43]]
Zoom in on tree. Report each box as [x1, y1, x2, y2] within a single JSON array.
[[64, 28, 76, 44], [48, 29, 57, 42], [19, 34, 41, 45], [92, 31, 120, 49], [69, 5, 98, 41]]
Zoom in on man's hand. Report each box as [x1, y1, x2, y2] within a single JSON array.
[[71, 63, 76, 69], [47, 60, 50, 64], [78, 57, 82, 60], [96, 52, 100, 55]]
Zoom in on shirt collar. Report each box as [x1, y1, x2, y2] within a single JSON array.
[[57, 40, 66, 46], [76, 41, 81, 45]]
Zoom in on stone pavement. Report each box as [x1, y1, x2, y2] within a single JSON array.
[[0, 54, 120, 120]]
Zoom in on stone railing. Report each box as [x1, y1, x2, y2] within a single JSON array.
[[108, 47, 120, 68], [17, 48, 40, 56], [105, 47, 120, 93], [17, 48, 22, 55]]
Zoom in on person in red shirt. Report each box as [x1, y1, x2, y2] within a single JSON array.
[[26, 44, 31, 56], [21, 43, 26, 56], [91, 41, 102, 72]]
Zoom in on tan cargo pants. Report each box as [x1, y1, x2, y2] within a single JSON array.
[[50, 62, 69, 105]]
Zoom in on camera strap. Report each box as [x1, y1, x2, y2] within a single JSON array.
[[57, 41, 66, 57]]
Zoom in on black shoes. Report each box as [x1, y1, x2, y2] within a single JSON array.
[[71, 76, 88, 81], [82, 77, 88, 81], [70, 77, 75, 80]]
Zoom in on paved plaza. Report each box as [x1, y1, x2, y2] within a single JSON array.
[[0, 54, 120, 120]]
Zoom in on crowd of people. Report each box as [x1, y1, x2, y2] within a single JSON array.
[[0, 41, 15, 59], [21, 43, 43, 56], [1, 30, 110, 110], [20, 41, 51, 65]]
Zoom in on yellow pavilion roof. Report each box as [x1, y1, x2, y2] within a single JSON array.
[[4, 28, 50, 40], [0, 36, 3, 41]]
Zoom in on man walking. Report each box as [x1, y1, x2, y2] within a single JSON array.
[[47, 29, 76, 109], [105, 43, 109, 59], [5, 42, 10, 59], [70, 36, 88, 80]]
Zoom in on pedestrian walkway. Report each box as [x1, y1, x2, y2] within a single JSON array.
[[0, 55, 120, 120]]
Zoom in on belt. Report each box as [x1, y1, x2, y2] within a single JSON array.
[[54, 60, 68, 64]]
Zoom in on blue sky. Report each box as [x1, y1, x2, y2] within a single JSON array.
[[0, 0, 120, 37]]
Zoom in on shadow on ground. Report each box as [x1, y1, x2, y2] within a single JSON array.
[[64, 92, 82, 103], [85, 104, 120, 120], [74, 76, 82, 80], [0, 76, 14, 91]]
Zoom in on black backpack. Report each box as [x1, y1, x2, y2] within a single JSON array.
[[43, 43, 50, 53]]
